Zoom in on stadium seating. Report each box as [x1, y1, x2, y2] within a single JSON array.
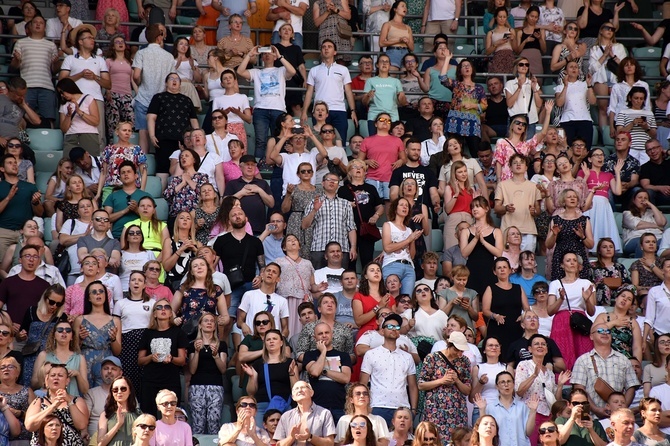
[[36, 171, 51, 195], [26, 129, 64, 151], [35, 151, 63, 174], [155, 197, 169, 221], [146, 154, 156, 176], [145, 176, 163, 199]]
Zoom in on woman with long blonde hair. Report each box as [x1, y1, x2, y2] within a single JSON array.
[[161, 211, 202, 292], [443, 160, 476, 249]]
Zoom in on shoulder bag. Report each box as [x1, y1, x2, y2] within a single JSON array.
[[22, 314, 58, 356], [591, 354, 616, 402], [559, 279, 592, 337], [53, 219, 76, 281], [337, 17, 353, 40], [347, 184, 381, 241], [264, 363, 293, 413], [226, 239, 250, 289]]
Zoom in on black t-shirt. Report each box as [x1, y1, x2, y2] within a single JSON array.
[[274, 44, 305, 85], [337, 181, 383, 226], [302, 348, 351, 410], [138, 326, 189, 385], [576, 6, 614, 38], [187, 340, 227, 386], [251, 358, 293, 403], [506, 336, 563, 367], [639, 159, 670, 187], [147, 92, 197, 141], [405, 116, 432, 142], [223, 178, 273, 234], [213, 233, 264, 286], [485, 97, 509, 128], [389, 165, 439, 207]]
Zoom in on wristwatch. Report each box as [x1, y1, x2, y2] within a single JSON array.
[[322, 369, 328, 376]]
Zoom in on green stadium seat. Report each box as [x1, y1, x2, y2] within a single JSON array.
[[197, 114, 207, 128], [26, 129, 64, 151], [36, 171, 51, 195], [35, 151, 63, 174], [145, 154, 156, 176], [44, 217, 52, 243], [455, 26, 468, 45], [244, 121, 255, 157], [145, 176, 163, 198], [641, 64, 661, 78], [603, 126, 615, 147], [155, 198, 169, 221], [454, 44, 475, 57], [614, 212, 623, 237], [128, 0, 139, 21], [112, 132, 140, 145], [176, 16, 197, 25], [542, 84, 556, 96], [346, 119, 355, 141], [632, 46, 662, 61], [431, 228, 443, 252], [619, 257, 636, 270], [592, 126, 599, 147], [359, 120, 370, 138]]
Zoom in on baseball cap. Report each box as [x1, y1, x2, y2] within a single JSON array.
[[382, 313, 403, 327], [101, 356, 122, 368], [239, 155, 257, 164]]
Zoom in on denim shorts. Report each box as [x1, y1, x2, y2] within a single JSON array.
[[365, 179, 390, 200], [134, 100, 149, 130], [385, 47, 409, 67]]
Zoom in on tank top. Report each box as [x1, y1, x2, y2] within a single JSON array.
[[207, 75, 224, 102], [429, 69, 452, 102], [382, 221, 413, 266], [126, 219, 165, 252], [387, 24, 410, 48], [521, 30, 542, 50], [492, 30, 513, 52], [478, 362, 507, 405], [447, 185, 473, 214]]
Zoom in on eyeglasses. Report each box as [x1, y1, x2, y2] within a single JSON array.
[[239, 402, 257, 408], [0, 365, 16, 370], [159, 401, 178, 407], [353, 391, 369, 397], [323, 178, 338, 183], [212, 115, 225, 120], [128, 230, 142, 236], [321, 129, 335, 134], [524, 316, 540, 321], [646, 145, 662, 152], [513, 120, 528, 127], [404, 59, 417, 64], [384, 324, 401, 331], [137, 424, 156, 431], [94, 217, 110, 222], [112, 386, 128, 393], [377, 118, 392, 123], [571, 401, 587, 405], [658, 340, 670, 346], [0, 331, 11, 337], [350, 422, 367, 428], [48, 298, 64, 307], [154, 304, 171, 311], [593, 328, 611, 335], [21, 254, 39, 260], [56, 327, 72, 333], [147, 266, 161, 272], [517, 62, 530, 67], [534, 288, 548, 294], [6, 143, 21, 149], [82, 261, 98, 267], [255, 319, 271, 326], [396, 299, 410, 305], [167, 77, 180, 81], [89, 289, 105, 296], [539, 426, 557, 435], [601, 25, 615, 31], [300, 169, 313, 174]]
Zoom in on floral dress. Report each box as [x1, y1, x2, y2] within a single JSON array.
[[163, 172, 209, 217], [81, 317, 115, 387], [57, 201, 80, 223], [605, 313, 634, 358], [101, 145, 147, 188], [286, 187, 322, 260], [418, 351, 471, 444], [195, 207, 219, 245], [1, 386, 31, 441], [275, 256, 316, 337], [179, 287, 223, 324], [30, 398, 84, 446], [550, 214, 592, 281], [440, 79, 487, 138], [631, 259, 663, 290], [591, 262, 632, 306], [494, 136, 541, 181], [316, 0, 352, 62]]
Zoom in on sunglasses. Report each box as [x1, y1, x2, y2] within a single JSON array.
[[517, 62, 530, 67], [601, 25, 615, 31], [89, 289, 105, 296], [353, 391, 369, 397], [513, 120, 528, 127], [0, 365, 16, 370], [154, 304, 171, 311], [146, 266, 161, 272], [321, 129, 335, 134], [423, 437, 436, 443], [300, 169, 313, 174], [6, 143, 21, 149], [212, 115, 225, 120], [533, 288, 548, 294], [350, 422, 367, 428], [416, 287, 431, 293], [539, 426, 557, 435], [159, 401, 178, 407], [94, 217, 110, 222], [566, 25, 578, 30], [137, 424, 156, 431], [0, 331, 10, 337], [128, 230, 142, 236], [112, 386, 128, 393], [594, 328, 611, 335], [377, 118, 392, 123], [239, 402, 257, 408], [384, 324, 401, 331], [47, 298, 64, 307], [56, 327, 72, 333], [255, 319, 271, 326], [570, 401, 587, 405]]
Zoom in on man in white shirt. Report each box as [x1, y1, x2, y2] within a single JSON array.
[[643, 258, 670, 344], [237, 262, 290, 337], [5, 236, 65, 286], [266, 0, 308, 48], [69, 147, 101, 196], [355, 308, 420, 364], [45, 0, 83, 40], [313, 242, 345, 295]]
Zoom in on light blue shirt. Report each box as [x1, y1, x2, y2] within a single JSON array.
[[485, 398, 531, 446], [263, 235, 284, 264], [510, 273, 546, 305]]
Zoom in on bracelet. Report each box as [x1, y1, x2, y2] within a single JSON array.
[[373, 305, 380, 313]]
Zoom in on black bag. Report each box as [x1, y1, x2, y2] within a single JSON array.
[[606, 58, 619, 74], [226, 241, 250, 289], [53, 220, 76, 280], [560, 279, 593, 336]]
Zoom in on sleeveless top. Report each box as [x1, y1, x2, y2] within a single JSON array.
[[207, 75, 224, 102], [45, 352, 82, 396], [194, 206, 219, 245], [521, 31, 542, 50], [126, 219, 166, 252], [428, 69, 452, 101], [30, 397, 84, 446], [492, 30, 513, 52], [387, 24, 411, 48], [382, 221, 413, 266]]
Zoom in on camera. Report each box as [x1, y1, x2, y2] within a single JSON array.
[[291, 127, 305, 134]]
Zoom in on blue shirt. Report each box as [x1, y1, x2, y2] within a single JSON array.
[[263, 235, 284, 264], [510, 273, 546, 305], [486, 398, 531, 446]]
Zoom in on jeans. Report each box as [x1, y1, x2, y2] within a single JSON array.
[[26, 87, 58, 122], [327, 110, 349, 149], [253, 108, 285, 161], [365, 179, 390, 200], [255, 402, 269, 426], [372, 407, 396, 428], [230, 281, 254, 318], [623, 238, 643, 258], [272, 31, 303, 49], [382, 260, 416, 295]]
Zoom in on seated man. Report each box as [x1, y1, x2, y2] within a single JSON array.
[[507, 310, 565, 372]]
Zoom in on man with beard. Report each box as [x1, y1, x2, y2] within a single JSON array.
[[389, 138, 440, 213], [83, 356, 123, 444]]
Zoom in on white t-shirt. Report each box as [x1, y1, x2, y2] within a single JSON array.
[[428, 0, 456, 21], [306, 63, 352, 112], [279, 151, 319, 195], [360, 345, 416, 409], [555, 81, 592, 122], [548, 278, 594, 313], [312, 146, 348, 184], [197, 151, 224, 192], [248, 67, 290, 111], [271, 0, 309, 34], [60, 54, 108, 102], [60, 219, 93, 275], [58, 95, 98, 135], [238, 289, 290, 329], [505, 78, 540, 124], [119, 251, 157, 291], [401, 308, 449, 342], [356, 330, 418, 353], [46, 16, 83, 39], [212, 93, 251, 124], [313, 266, 345, 294], [206, 132, 239, 161], [113, 297, 157, 332]]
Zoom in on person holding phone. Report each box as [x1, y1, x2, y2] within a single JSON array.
[[517, 7, 546, 85], [555, 388, 608, 446], [485, 7, 518, 74]]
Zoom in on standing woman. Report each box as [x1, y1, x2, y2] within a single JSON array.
[[217, 15, 255, 69], [96, 123, 148, 202], [217, 396, 271, 446], [418, 332, 471, 445], [44, 159, 73, 219], [363, 56, 407, 132], [436, 136, 488, 196], [313, 0, 352, 64], [59, 199, 95, 286], [630, 233, 664, 299], [274, 24, 307, 117], [362, 0, 390, 53], [503, 58, 544, 142], [143, 261, 173, 302], [137, 299, 188, 417], [469, 416, 498, 446], [485, 7, 518, 75], [119, 225, 156, 291], [282, 163, 321, 260], [404, 285, 449, 342], [545, 154, 592, 216], [379, 1, 413, 70], [550, 22, 587, 83], [97, 377, 141, 446], [188, 313, 227, 435], [439, 58, 488, 155], [161, 211, 202, 292], [576, 0, 622, 49], [589, 22, 627, 129], [422, 41, 455, 118], [398, 178, 430, 276], [591, 238, 632, 307], [192, 184, 220, 246], [443, 161, 476, 250], [56, 78, 101, 158], [201, 49, 228, 135], [173, 37, 203, 113], [336, 383, 391, 445], [104, 35, 135, 144], [72, 282, 121, 387], [55, 176, 93, 239], [353, 263, 395, 339], [420, 117, 446, 167], [0, 356, 34, 445], [482, 257, 530, 357], [530, 153, 557, 256], [381, 198, 424, 295], [539, 0, 565, 68], [547, 251, 596, 371], [608, 57, 652, 141], [645, 333, 670, 389], [389, 408, 413, 446], [190, 26, 214, 72], [555, 63, 596, 147], [469, 337, 507, 409], [460, 196, 504, 299], [653, 81, 670, 149], [634, 398, 670, 446], [213, 70, 252, 148], [130, 414, 156, 446], [517, 6, 547, 83]]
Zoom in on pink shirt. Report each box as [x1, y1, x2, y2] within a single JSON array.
[[360, 134, 404, 182], [222, 161, 259, 183], [59, 95, 98, 135], [106, 58, 133, 96], [64, 283, 114, 316], [577, 169, 613, 198], [494, 135, 540, 181], [145, 284, 174, 302]]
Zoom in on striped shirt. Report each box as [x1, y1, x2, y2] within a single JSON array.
[[13, 37, 58, 91]]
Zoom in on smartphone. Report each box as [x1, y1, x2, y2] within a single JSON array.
[[291, 127, 305, 134], [581, 404, 591, 420], [259, 46, 272, 53], [557, 128, 566, 139], [641, 116, 647, 122], [503, 33, 511, 39]]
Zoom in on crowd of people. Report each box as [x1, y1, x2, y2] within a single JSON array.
[[2, 0, 670, 446]]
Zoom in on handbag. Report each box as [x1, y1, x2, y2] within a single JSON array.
[[226, 241, 250, 289], [347, 184, 381, 241], [53, 219, 76, 281], [264, 363, 292, 413], [602, 277, 622, 290], [543, 383, 557, 406], [559, 279, 593, 337], [337, 18, 353, 40], [591, 354, 616, 402], [22, 314, 58, 356]]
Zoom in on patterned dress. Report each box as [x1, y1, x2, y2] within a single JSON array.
[[316, 0, 352, 63], [286, 187, 322, 260], [0, 386, 31, 441], [163, 172, 209, 217], [21, 310, 60, 388], [195, 207, 219, 245], [30, 398, 84, 446], [550, 215, 592, 281], [441, 80, 487, 138], [606, 313, 634, 358], [101, 145, 147, 188], [591, 262, 632, 306], [275, 256, 316, 337], [630, 259, 663, 290], [494, 136, 541, 181], [81, 317, 115, 387], [419, 351, 471, 444], [179, 286, 224, 324]]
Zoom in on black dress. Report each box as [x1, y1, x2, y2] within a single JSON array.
[[465, 231, 497, 298], [550, 215, 592, 281], [487, 283, 524, 358]]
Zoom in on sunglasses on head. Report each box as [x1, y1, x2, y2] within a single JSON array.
[[539, 426, 557, 435], [56, 327, 72, 333], [255, 319, 271, 326], [48, 298, 64, 307]]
